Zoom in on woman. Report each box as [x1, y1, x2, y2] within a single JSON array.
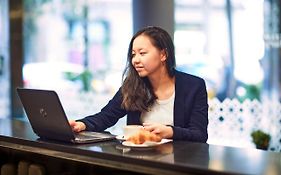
[[70, 26, 208, 142]]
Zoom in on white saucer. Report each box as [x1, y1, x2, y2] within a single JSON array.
[[116, 135, 128, 141], [122, 139, 172, 148]]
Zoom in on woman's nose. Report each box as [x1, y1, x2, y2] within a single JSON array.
[[132, 54, 140, 63]]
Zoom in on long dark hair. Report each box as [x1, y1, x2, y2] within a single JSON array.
[[121, 26, 176, 112]]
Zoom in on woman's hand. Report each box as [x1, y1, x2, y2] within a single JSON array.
[[69, 120, 86, 132], [143, 123, 173, 139]]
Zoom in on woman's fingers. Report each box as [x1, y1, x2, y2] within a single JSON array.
[[143, 123, 155, 131], [68, 120, 85, 132], [151, 128, 161, 134], [143, 123, 161, 134], [69, 120, 76, 127], [142, 123, 173, 138]]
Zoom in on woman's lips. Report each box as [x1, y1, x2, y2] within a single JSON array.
[[135, 66, 144, 72]]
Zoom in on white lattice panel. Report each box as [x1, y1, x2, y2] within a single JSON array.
[[208, 98, 281, 151]]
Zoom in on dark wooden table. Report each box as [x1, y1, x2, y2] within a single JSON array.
[[0, 118, 280, 175]]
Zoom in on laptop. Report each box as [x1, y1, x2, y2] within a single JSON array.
[[16, 88, 116, 144]]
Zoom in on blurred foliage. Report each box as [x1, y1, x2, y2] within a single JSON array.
[[237, 83, 261, 102], [65, 69, 93, 92]]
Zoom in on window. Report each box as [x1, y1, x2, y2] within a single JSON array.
[[175, 0, 264, 101], [23, 0, 132, 123], [0, 0, 10, 118]]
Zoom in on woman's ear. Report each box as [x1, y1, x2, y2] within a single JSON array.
[[160, 49, 168, 62]]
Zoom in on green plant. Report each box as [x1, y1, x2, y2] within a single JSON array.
[[251, 130, 271, 150], [65, 69, 93, 92]]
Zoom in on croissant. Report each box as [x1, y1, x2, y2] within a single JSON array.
[[127, 129, 161, 144]]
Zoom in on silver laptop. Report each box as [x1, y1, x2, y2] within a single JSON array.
[[16, 88, 116, 144]]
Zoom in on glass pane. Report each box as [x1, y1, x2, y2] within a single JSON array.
[[0, 0, 10, 119], [174, 0, 265, 101], [23, 0, 132, 132], [175, 0, 229, 100]]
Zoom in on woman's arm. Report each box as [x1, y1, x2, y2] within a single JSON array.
[[76, 89, 127, 132], [173, 77, 209, 142]]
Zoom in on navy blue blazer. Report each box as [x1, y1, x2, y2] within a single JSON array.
[[79, 70, 209, 142]]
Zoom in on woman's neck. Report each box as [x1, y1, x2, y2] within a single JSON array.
[[149, 70, 175, 100]]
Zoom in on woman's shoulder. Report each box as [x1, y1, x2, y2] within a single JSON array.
[[174, 70, 207, 93], [175, 70, 205, 83]]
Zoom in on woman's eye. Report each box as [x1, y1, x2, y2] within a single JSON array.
[[140, 52, 146, 55], [132, 53, 136, 58]]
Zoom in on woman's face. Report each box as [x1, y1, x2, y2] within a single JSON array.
[[131, 34, 166, 78]]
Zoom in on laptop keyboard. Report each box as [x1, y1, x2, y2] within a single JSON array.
[[75, 131, 115, 140], [75, 133, 99, 140]]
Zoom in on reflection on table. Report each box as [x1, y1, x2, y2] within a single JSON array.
[[0, 118, 280, 175]]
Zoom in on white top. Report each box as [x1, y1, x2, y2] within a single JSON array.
[[140, 92, 175, 126]]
